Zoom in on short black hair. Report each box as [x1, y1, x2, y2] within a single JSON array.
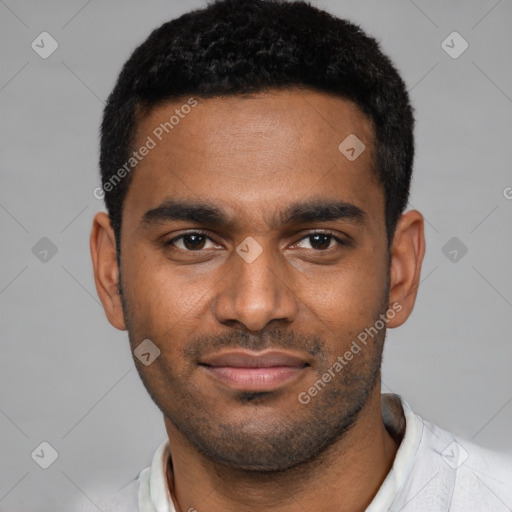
[[99, 0, 414, 259]]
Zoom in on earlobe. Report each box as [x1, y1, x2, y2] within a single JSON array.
[[386, 210, 425, 328], [90, 212, 127, 331]]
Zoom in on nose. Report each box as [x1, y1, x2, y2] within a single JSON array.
[[212, 238, 298, 332]]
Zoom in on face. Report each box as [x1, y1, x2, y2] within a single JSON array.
[[92, 89, 422, 472]]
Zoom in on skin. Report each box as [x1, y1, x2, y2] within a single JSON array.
[[90, 88, 425, 512]]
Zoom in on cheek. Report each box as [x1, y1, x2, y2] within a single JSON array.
[[309, 251, 388, 334], [122, 247, 196, 335]]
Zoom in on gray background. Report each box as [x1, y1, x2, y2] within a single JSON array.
[[1, 0, 511, 510]]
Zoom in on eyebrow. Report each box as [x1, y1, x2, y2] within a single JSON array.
[[141, 198, 367, 229]]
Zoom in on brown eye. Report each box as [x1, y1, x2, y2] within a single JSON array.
[[295, 232, 345, 250], [164, 232, 216, 251], [181, 234, 207, 250], [309, 234, 332, 250]]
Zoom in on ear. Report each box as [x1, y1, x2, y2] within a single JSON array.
[[90, 212, 127, 330], [386, 210, 425, 328]]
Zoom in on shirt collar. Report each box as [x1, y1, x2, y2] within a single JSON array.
[[365, 393, 424, 511]]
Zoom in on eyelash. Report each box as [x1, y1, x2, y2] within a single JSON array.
[[163, 230, 348, 251]]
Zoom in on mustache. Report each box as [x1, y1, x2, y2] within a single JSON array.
[[183, 328, 326, 361]]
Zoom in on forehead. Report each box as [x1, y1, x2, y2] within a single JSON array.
[[123, 89, 383, 232]]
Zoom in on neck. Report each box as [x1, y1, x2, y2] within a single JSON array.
[[164, 386, 401, 512]]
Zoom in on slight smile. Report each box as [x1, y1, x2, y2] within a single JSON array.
[[199, 350, 310, 392]]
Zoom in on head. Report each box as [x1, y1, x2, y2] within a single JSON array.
[[91, 0, 425, 472]]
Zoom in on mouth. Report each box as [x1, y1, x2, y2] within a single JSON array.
[[199, 350, 310, 392]]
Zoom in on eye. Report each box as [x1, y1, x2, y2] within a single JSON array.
[[164, 231, 219, 251], [294, 232, 346, 250], [163, 230, 348, 252]]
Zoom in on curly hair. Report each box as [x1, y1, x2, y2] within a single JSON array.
[[99, 0, 415, 257]]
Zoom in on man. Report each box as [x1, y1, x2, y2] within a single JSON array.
[[87, 0, 512, 510]]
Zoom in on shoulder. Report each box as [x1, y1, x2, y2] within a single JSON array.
[[403, 411, 512, 511], [423, 417, 512, 475], [430, 419, 512, 508]]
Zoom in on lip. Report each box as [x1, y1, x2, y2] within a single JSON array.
[[199, 350, 309, 391]]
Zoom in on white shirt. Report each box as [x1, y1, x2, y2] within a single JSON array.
[[73, 393, 512, 511]]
